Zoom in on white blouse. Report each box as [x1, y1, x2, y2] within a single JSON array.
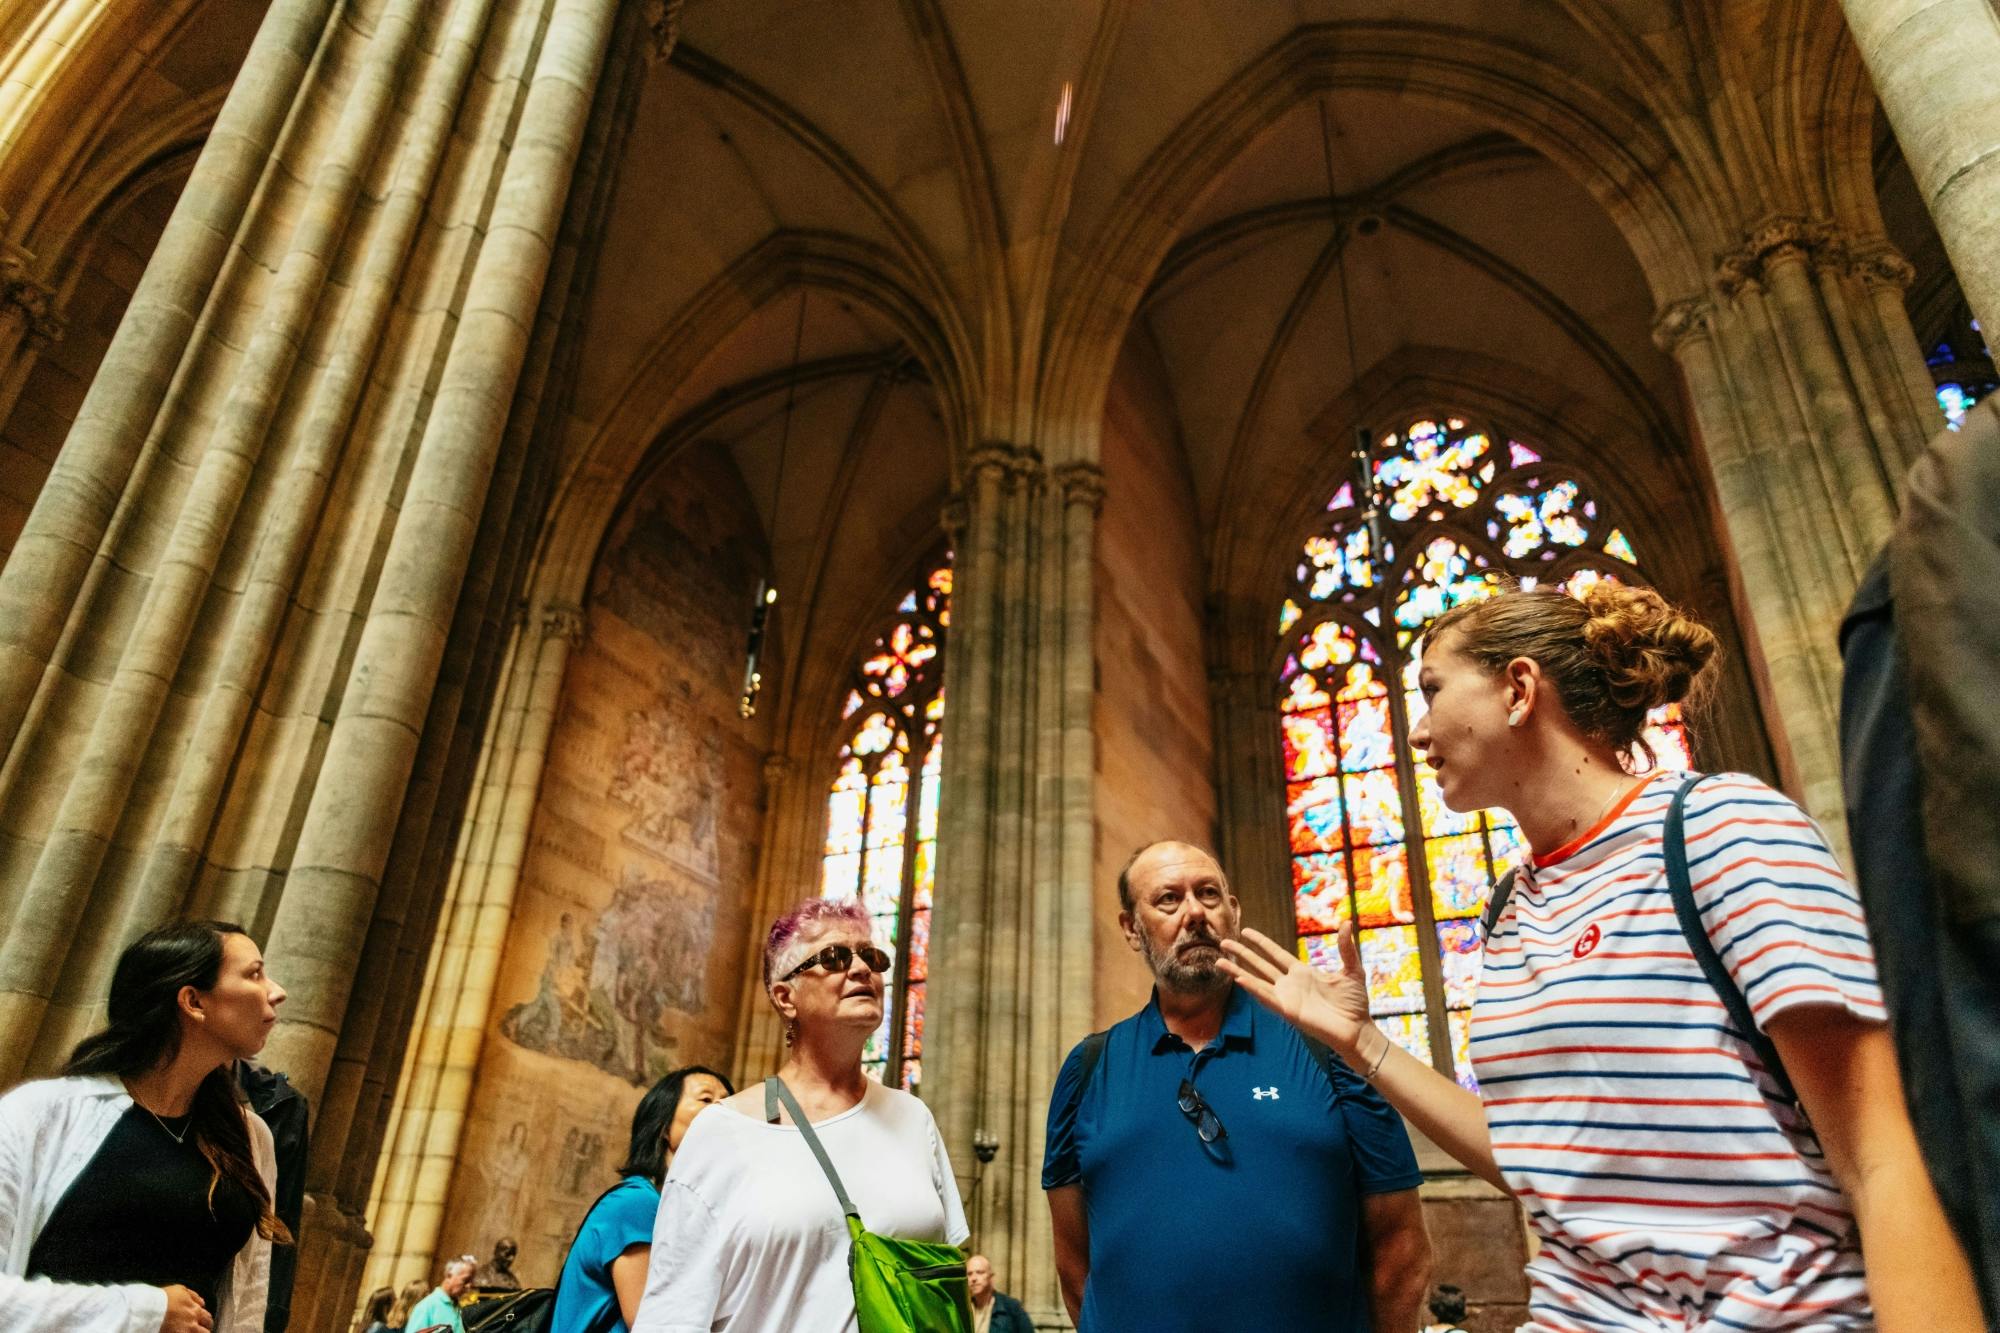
[[632, 1079, 969, 1333], [0, 1074, 276, 1333]]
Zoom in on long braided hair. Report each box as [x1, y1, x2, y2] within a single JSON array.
[[64, 920, 292, 1243]]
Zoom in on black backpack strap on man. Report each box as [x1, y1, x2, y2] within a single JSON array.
[[1476, 773, 1800, 1112]]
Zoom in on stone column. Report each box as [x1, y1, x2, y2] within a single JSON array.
[[1840, 0, 2000, 339], [358, 602, 581, 1297], [925, 445, 1098, 1324]]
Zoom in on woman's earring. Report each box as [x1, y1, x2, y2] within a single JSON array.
[[1508, 710, 1525, 727], [782, 1017, 798, 1047]]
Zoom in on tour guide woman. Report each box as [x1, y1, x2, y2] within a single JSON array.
[[550, 1063, 734, 1333], [632, 897, 968, 1332], [0, 920, 290, 1333], [1222, 582, 1984, 1332]]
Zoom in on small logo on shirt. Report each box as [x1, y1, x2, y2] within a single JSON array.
[[1251, 1086, 1280, 1101], [1573, 923, 1602, 959]]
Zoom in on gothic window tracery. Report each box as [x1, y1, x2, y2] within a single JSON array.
[[1278, 417, 1690, 1088], [820, 562, 951, 1089]]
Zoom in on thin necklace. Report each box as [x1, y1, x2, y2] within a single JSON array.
[[141, 1103, 191, 1144]]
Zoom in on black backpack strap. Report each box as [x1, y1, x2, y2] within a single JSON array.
[[1481, 868, 1518, 939], [1663, 773, 1801, 1112], [1062, 1029, 1110, 1124]]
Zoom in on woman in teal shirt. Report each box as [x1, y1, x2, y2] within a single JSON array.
[[550, 1065, 732, 1333]]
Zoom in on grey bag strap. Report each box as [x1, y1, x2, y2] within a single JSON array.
[[767, 1076, 859, 1219]]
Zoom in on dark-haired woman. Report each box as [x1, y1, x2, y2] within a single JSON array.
[[549, 1064, 734, 1333], [357, 1284, 396, 1333], [1222, 583, 1983, 1331], [0, 920, 290, 1333]]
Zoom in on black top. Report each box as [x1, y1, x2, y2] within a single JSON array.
[[28, 1104, 260, 1315]]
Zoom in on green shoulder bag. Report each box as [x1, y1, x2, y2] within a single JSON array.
[[766, 1077, 972, 1333]]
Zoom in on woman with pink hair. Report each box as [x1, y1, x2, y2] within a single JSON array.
[[632, 898, 968, 1332]]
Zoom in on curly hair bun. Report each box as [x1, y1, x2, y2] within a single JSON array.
[[1579, 582, 1718, 711]]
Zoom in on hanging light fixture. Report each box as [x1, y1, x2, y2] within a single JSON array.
[[1318, 97, 1387, 571], [741, 289, 807, 719]]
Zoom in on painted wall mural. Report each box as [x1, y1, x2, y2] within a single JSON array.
[[437, 443, 774, 1281]]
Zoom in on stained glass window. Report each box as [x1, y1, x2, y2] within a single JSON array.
[[821, 561, 951, 1088], [1278, 417, 1691, 1089], [1925, 303, 1995, 432]]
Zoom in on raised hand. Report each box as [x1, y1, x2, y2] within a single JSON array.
[[159, 1285, 212, 1333], [1220, 922, 1373, 1057]]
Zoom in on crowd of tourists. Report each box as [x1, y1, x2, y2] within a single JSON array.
[[1, 567, 1996, 1329]]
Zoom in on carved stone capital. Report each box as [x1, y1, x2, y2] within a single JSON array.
[[1848, 244, 1916, 292], [1715, 215, 1841, 296], [964, 441, 1014, 485], [1650, 296, 1713, 352], [0, 248, 61, 347], [541, 601, 586, 645], [761, 751, 791, 786], [1052, 460, 1106, 513], [642, 0, 685, 64]]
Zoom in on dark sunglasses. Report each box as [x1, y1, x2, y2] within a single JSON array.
[[1177, 1079, 1226, 1144], [781, 943, 893, 982]]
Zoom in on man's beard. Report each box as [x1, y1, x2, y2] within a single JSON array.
[[1143, 927, 1232, 994]]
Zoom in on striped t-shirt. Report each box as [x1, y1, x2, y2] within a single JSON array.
[[1474, 771, 1884, 1331]]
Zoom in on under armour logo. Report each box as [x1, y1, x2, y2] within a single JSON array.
[[1252, 1086, 1280, 1100]]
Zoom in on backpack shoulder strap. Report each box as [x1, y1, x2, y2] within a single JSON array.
[[1481, 868, 1518, 939], [1062, 1028, 1110, 1124], [1662, 773, 1801, 1110]]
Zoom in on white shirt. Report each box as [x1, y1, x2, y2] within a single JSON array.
[[633, 1080, 969, 1333], [0, 1074, 276, 1333]]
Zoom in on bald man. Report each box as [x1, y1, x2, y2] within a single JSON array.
[[1042, 841, 1432, 1331]]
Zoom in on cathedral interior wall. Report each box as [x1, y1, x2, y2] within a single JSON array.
[[433, 440, 775, 1284], [1090, 343, 1214, 1027]]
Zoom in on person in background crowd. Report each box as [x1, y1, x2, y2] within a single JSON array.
[[404, 1256, 476, 1333], [356, 1286, 396, 1333], [964, 1254, 1031, 1333], [1422, 1283, 1468, 1333], [473, 1238, 521, 1291], [1839, 399, 2000, 1321], [550, 1064, 734, 1333], [0, 919, 290, 1333], [1222, 581, 1984, 1332], [1044, 840, 1430, 1332], [633, 897, 968, 1333], [387, 1278, 430, 1330]]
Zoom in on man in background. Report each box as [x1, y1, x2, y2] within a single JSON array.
[[404, 1255, 476, 1333], [965, 1253, 1031, 1333]]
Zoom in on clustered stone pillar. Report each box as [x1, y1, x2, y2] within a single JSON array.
[[1651, 218, 1939, 840], [1206, 660, 1291, 941], [1841, 0, 2000, 341], [923, 444, 1100, 1324], [0, 0, 635, 1324]]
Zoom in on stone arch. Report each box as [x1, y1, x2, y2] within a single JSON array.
[[1038, 22, 1720, 467]]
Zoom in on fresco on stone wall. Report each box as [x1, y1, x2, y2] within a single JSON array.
[[441, 444, 772, 1280]]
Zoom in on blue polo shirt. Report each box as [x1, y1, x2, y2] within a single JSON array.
[[1043, 986, 1423, 1332]]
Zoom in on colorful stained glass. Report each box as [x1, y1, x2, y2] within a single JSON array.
[[1351, 844, 1413, 926], [1299, 931, 1344, 975], [1376, 420, 1490, 521], [1447, 1009, 1476, 1091], [823, 559, 950, 1087], [1494, 479, 1590, 558], [1281, 670, 1330, 713], [1281, 415, 1687, 1082], [1283, 709, 1339, 781], [1293, 853, 1351, 934], [1286, 778, 1346, 854], [1341, 768, 1405, 843], [1425, 833, 1490, 919], [822, 851, 860, 899], [1359, 925, 1425, 1014], [1437, 919, 1482, 1007], [1940, 381, 1975, 430], [1336, 696, 1393, 771], [1380, 1012, 1432, 1067]]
